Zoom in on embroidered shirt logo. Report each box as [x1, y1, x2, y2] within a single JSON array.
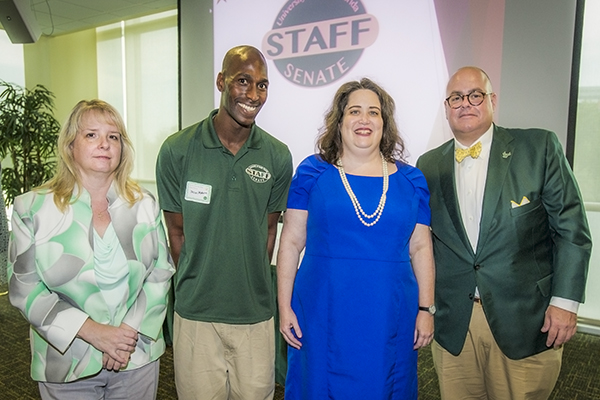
[[245, 164, 272, 183]]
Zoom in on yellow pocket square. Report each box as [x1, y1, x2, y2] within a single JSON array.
[[511, 196, 530, 208]]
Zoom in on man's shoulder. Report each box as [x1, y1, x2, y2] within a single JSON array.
[[418, 138, 454, 164], [164, 120, 205, 146], [254, 124, 291, 154], [494, 126, 566, 159], [496, 126, 556, 144], [252, 126, 293, 173], [156, 119, 211, 182]]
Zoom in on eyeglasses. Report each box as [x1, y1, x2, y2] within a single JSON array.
[[445, 91, 492, 109]]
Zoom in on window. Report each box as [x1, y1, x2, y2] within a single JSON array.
[[573, 0, 600, 204], [0, 29, 23, 281], [0, 30, 24, 86], [96, 10, 178, 188]]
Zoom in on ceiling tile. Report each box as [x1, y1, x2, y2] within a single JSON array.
[[0, 0, 176, 37]]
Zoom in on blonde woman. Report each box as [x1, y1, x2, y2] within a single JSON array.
[[8, 100, 174, 399]]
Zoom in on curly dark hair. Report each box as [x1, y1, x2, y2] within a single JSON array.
[[316, 77, 405, 164]]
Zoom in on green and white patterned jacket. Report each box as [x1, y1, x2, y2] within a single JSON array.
[[8, 185, 175, 383]]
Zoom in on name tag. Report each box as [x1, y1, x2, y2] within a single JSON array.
[[185, 181, 212, 204]]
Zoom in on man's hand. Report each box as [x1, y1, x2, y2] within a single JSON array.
[[541, 305, 577, 348]]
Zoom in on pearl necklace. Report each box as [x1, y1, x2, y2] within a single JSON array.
[[337, 152, 389, 227]]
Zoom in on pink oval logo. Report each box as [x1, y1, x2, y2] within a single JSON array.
[[262, 0, 379, 87]]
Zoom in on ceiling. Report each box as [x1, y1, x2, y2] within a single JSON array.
[[2, 0, 177, 37]]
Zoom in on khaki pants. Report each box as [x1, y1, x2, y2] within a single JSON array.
[[432, 301, 563, 400], [173, 313, 275, 400]]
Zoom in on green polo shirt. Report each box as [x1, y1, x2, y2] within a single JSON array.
[[156, 110, 293, 324]]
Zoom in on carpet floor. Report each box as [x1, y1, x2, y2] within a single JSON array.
[[1, 285, 599, 399]]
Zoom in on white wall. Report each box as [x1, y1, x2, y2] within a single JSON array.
[[498, 0, 577, 147], [179, 0, 214, 129]]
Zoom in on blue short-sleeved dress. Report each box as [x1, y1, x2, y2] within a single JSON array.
[[284, 155, 431, 400]]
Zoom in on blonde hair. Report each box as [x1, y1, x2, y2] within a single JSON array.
[[39, 99, 142, 211]]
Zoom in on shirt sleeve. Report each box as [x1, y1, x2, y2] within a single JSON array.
[[540, 130, 591, 302], [550, 296, 579, 314], [287, 155, 329, 211], [8, 192, 89, 354], [267, 144, 294, 214], [403, 163, 432, 226], [156, 136, 183, 213]]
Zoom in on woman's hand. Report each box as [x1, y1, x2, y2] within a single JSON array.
[[102, 348, 135, 371], [101, 323, 138, 370], [413, 311, 434, 350], [77, 319, 138, 364], [103, 352, 123, 371], [279, 307, 303, 350], [276, 209, 308, 351], [409, 224, 435, 350]]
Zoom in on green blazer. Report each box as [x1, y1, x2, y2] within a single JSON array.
[[416, 125, 591, 360]]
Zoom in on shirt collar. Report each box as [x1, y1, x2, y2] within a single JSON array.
[[203, 109, 262, 150], [72, 182, 119, 206], [454, 124, 494, 161]]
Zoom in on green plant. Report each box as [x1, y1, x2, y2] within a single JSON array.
[[0, 81, 60, 206]]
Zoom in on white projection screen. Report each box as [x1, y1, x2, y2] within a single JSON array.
[[213, 0, 449, 167], [203, 0, 578, 167]]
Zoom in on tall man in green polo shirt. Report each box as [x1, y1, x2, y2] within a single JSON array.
[[156, 45, 293, 400]]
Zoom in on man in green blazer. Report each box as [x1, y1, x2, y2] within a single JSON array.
[[417, 66, 591, 399]]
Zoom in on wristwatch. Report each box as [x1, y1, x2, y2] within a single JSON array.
[[419, 304, 436, 315]]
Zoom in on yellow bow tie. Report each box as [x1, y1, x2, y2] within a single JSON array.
[[455, 141, 482, 163]]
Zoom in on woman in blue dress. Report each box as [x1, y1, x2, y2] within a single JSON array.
[[277, 78, 435, 399]]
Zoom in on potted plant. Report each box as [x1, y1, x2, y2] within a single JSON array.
[[0, 80, 60, 206]]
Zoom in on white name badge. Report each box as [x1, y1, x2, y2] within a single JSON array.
[[185, 181, 212, 204]]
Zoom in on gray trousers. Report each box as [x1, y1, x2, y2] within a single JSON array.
[[38, 359, 160, 400]]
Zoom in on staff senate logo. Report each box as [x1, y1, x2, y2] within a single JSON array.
[[262, 0, 379, 87]]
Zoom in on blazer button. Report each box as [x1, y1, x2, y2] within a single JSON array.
[[474, 264, 481, 270]]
